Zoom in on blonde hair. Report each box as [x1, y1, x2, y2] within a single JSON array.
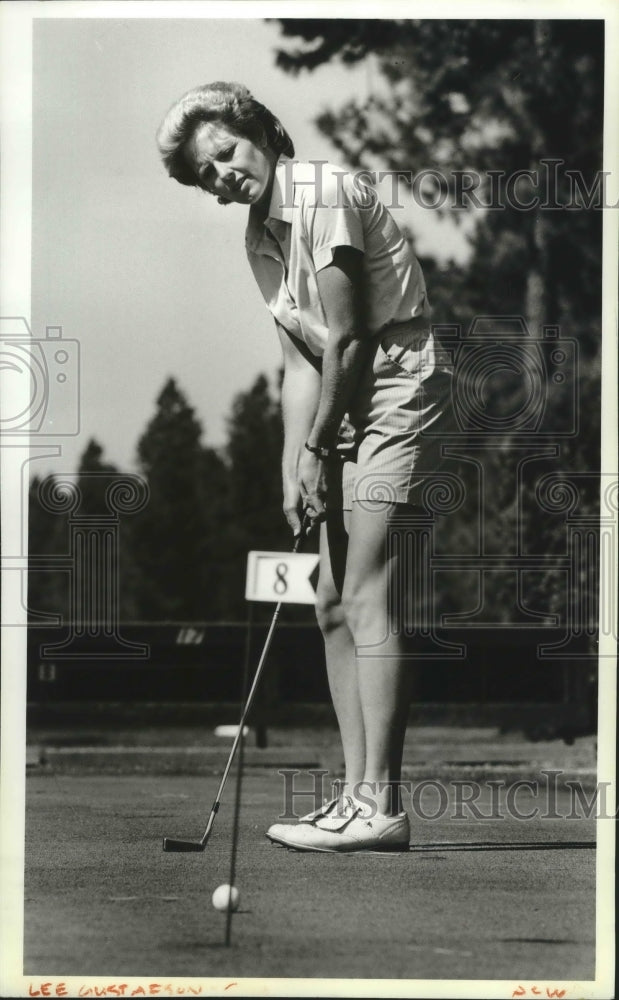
[[156, 81, 295, 186]]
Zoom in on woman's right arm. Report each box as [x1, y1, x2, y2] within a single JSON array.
[[276, 321, 322, 536]]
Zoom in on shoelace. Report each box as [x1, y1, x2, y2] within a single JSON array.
[[300, 796, 340, 822], [334, 794, 362, 820]]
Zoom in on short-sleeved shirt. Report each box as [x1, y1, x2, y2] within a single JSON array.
[[245, 158, 431, 357]]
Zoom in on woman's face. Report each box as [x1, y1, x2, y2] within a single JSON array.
[[183, 122, 276, 208]]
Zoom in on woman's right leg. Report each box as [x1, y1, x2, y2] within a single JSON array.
[[315, 509, 366, 796]]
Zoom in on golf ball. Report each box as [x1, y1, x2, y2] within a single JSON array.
[[212, 884, 240, 912]]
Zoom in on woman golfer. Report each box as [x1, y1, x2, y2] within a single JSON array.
[[157, 82, 453, 852]]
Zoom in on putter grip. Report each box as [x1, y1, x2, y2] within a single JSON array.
[[293, 515, 312, 553]]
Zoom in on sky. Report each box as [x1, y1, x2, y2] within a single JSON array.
[[27, 14, 473, 477]]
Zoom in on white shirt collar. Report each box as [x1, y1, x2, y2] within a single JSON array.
[[245, 156, 294, 251]]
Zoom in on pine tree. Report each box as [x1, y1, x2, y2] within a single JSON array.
[[28, 474, 70, 624], [223, 373, 287, 619], [132, 378, 229, 621], [75, 438, 148, 623]]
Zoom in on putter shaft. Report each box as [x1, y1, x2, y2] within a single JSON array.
[[163, 522, 310, 853]]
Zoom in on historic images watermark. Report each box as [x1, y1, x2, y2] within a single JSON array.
[[32, 473, 151, 659], [276, 157, 618, 211], [0, 316, 80, 437], [276, 769, 615, 822], [349, 314, 616, 657], [1, 316, 150, 654]]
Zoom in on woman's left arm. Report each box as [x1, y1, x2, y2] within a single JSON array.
[[298, 245, 371, 523]]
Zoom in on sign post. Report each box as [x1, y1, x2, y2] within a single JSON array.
[[224, 544, 320, 946], [243, 549, 319, 747]]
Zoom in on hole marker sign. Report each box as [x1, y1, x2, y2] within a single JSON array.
[[245, 551, 320, 605]]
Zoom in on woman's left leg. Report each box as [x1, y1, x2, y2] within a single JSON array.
[[264, 498, 415, 851], [341, 499, 415, 817], [314, 509, 366, 796]]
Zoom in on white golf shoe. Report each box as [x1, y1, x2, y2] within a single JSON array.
[[266, 795, 410, 853]]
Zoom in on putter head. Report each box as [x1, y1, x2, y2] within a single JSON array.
[[163, 837, 205, 853]]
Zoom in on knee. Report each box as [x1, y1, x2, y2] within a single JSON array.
[[315, 586, 346, 636], [341, 583, 364, 636], [341, 580, 388, 643]]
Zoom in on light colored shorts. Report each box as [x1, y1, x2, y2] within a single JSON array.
[[329, 319, 455, 511]]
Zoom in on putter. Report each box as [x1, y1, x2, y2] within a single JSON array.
[[163, 516, 312, 852]]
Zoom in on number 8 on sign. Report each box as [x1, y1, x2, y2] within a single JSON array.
[[245, 551, 320, 605], [274, 563, 289, 595]]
